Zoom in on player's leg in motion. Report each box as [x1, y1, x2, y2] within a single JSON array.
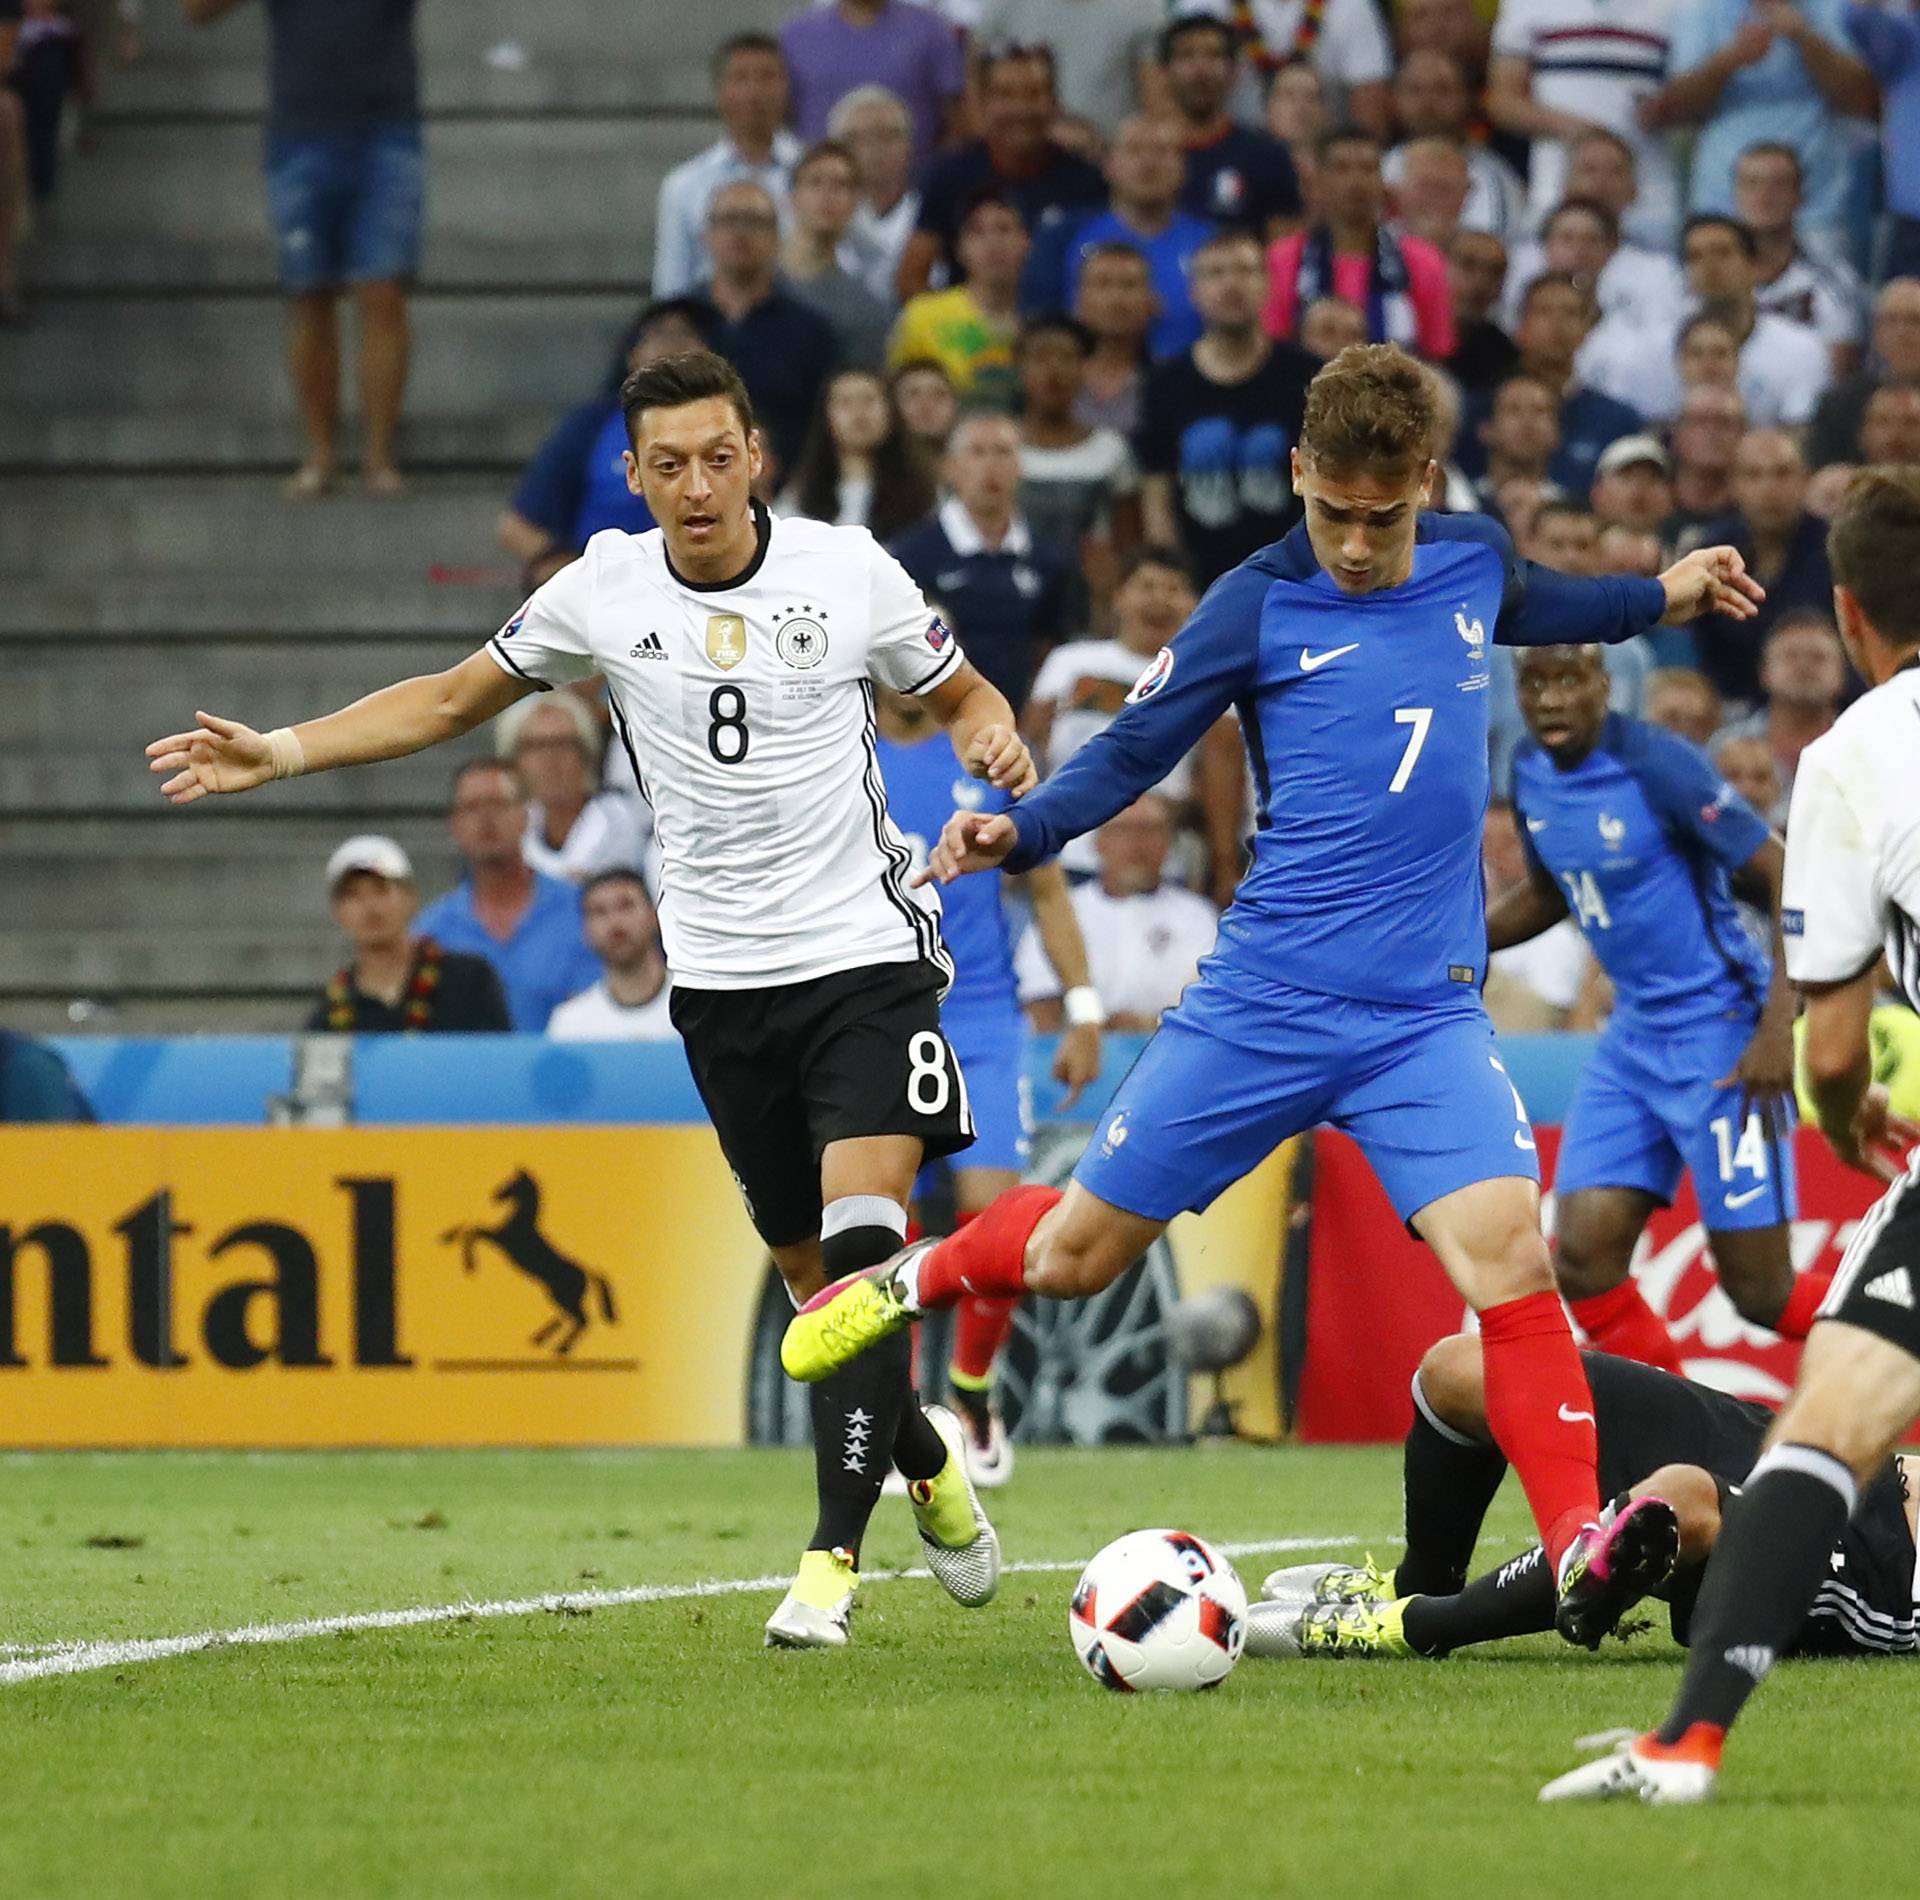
[[1554, 1187, 1682, 1374], [945, 1164, 1023, 1484]]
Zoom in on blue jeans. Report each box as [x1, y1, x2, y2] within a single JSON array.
[[265, 121, 425, 293]]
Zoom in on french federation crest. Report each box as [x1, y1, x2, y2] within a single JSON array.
[[1454, 609, 1486, 660], [705, 613, 748, 670]]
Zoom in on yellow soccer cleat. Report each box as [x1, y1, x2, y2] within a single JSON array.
[[780, 1249, 925, 1383], [1296, 1595, 1420, 1659], [764, 1546, 859, 1649], [906, 1405, 1001, 1607]]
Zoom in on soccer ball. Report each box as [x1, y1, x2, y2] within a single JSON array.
[[1068, 1529, 1247, 1692]]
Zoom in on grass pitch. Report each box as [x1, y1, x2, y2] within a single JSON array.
[[2, 1443, 1913, 1899]]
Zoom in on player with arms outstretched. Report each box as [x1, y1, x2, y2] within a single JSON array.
[[785, 344, 1766, 1645], [147, 350, 1031, 1650]]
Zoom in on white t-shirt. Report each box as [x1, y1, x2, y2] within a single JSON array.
[[1387, 142, 1529, 244], [1755, 249, 1865, 357], [1490, 0, 1679, 247], [547, 976, 679, 1042], [1781, 664, 1920, 1015], [1504, 238, 1686, 334], [1582, 306, 1830, 425], [488, 511, 962, 990], [1015, 881, 1220, 1021], [1172, 0, 1393, 120], [523, 790, 656, 889]]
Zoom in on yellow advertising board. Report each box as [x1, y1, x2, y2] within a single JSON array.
[[0, 1126, 1292, 1448]]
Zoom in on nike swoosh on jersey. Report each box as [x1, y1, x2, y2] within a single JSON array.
[[1299, 644, 1360, 672], [1526, 817, 1547, 833], [1723, 1184, 1770, 1210], [1557, 1404, 1595, 1425]]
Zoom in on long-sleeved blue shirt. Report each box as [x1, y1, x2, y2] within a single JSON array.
[[1004, 513, 1667, 1008], [1846, 6, 1920, 219]]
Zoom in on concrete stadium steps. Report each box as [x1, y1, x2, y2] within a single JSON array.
[[0, 475, 517, 580], [1, 926, 367, 999], [22, 119, 689, 292], [0, 576, 518, 639], [2, 292, 640, 421], [4, 995, 305, 1036]]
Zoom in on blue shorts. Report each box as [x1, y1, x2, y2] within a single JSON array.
[[265, 122, 425, 293], [1074, 969, 1539, 1224], [1554, 1012, 1798, 1231], [917, 1012, 1030, 1195]]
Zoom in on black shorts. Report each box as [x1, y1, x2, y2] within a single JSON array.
[[1583, 1352, 1917, 1657], [670, 958, 973, 1249], [1815, 1160, 1920, 1361]]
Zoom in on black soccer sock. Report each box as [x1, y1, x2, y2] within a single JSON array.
[[807, 1331, 915, 1561], [1394, 1371, 1511, 1597], [1400, 1544, 1557, 1656], [1654, 1445, 1856, 1745]]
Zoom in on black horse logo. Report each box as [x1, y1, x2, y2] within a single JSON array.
[[440, 1169, 617, 1355]]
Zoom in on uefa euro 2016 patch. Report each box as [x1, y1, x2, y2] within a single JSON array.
[[1126, 647, 1174, 704]]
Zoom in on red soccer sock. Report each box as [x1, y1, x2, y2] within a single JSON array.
[[914, 1185, 1061, 1308], [951, 1294, 1019, 1386], [1771, 1264, 1835, 1341], [1569, 1281, 1684, 1374], [1479, 1290, 1602, 1574]]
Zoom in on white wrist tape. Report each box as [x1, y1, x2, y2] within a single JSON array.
[[266, 727, 306, 781], [1063, 985, 1106, 1029]]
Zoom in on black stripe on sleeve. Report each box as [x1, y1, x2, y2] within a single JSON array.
[[487, 637, 553, 690]]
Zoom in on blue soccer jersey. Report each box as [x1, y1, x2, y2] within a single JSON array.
[[1509, 714, 1772, 1030], [1000, 512, 1671, 1222]]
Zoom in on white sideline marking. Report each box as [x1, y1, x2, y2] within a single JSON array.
[[0, 1533, 1380, 1687]]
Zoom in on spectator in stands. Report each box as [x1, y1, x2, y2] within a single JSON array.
[[697, 180, 840, 482], [899, 45, 1105, 301], [1808, 279, 1920, 468], [1171, 0, 1392, 138], [9, 0, 86, 202], [416, 762, 598, 1033], [1711, 729, 1785, 828], [889, 412, 1072, 705], [1526, 498, 1601, 573], [1160, 15, 1302, 236], [1687, 426, 1832, 705], [781, 140, 893, 369], [0, 9, 21, 324], [1488, 0, 1679, 249], [1846, 4, 1920, 282], [891, 358, 958, 467], [782, 365, 937, 537], [1298, 295, 1368, 360], [1049, 111, 1106, 168], [1734, 141, 1865, 378], [0, 1030, 92, 1120], [780, 0, 964, 179], [1644, 664, 1725, 746], [1423, 362, 1485, 513], [1264, 56, 1331, 204], [546, 870, 677, 1044], [1673, 311, 1743, 403], [1474, 373, 1561, 508], [499, 694, 653, 889], [1262, 129, 1454, 357], [975, 0, 1165, 138], [1493, 474, 1554, 550], [184, 0, 423, 498], [308, 835, 511, 1034], [1597, 520, 1664, 578], [1713, 608, 1848, 815], [1397, 0, 1495, 82], [497, 298, 710, 587], [1805, 457, 1858, 519], [1589, 433, 1673, 534], [650, 33, 797, 302], [1386, 50, 1527, 243], [1138, 228, 1317, 586], [1481, 800, 1590, 1030], [831, 86, 921, 306], [1470, 273, 1641, 496], [1444, 229, 1519, 393], [1651, 0, 1875, 252], [1013, 316, 1140, 594], [1665, 381, 1748, 542], [1035, 114, 1212, 357], [1859, 382, 1920, 466], [1072, 241, 1155, 433], [1016, 792, 1219, 1030], [1585, 214, 1831, 426], [1524, 197, 1686, 344], [1392, 138, 1473, 250], [889, 193, 1027, 408]]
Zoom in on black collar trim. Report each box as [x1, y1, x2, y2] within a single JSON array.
[[666, 498, 771, 593]]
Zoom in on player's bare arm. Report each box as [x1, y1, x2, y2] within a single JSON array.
[[1485, 851, 1569, 952], [1656, 545, 1765, 624], [1800, 966, 1920, 1180], [1719, 836, 1796, 1105], [923, 663, 1036, 796], [1023, 861, 1102, 1105], [146, 650, 536, 805]]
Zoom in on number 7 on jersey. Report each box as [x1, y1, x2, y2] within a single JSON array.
[[1390, 707, 1433, 793]]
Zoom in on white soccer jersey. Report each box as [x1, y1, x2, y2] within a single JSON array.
[[488, 510, 965, 990], [1780, 663, 1920, 1013]]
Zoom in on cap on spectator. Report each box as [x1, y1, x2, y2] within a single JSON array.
[[326, 834, 414, 891], [1594, 434, 1672, 479]]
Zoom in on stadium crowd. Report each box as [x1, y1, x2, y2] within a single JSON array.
[[117, 0, 1920, 1048]]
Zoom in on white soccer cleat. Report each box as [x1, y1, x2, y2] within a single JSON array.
[[763, 1547, 858, 1649], [963, 1407, 1015, 1489], [1539, 1729, 1720, 1806], [1261, 1558, 1392, 1607], [1242, 1598, 1310, 1659], [909, 1404, 1001, 1607]]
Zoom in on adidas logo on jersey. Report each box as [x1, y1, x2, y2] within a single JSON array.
[[1864, 1267, 1916, 1310], [629, 631, 668, 661]]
